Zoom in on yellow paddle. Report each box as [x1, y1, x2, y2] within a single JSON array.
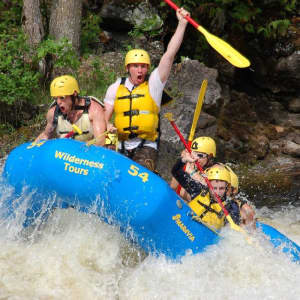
[[86, 131, 108, 146], [176, 79, 207, 195], [164, 0, 250, 68], [188, 79, 207, 148]]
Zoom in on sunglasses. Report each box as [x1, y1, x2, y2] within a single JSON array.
[[193, 152, 207, 159]]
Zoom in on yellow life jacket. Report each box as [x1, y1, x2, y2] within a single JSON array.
[[188, 191, 226, 230], [114, 78, 159, 141], [53, 96, 103, 142]]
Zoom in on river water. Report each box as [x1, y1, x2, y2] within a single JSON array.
[[0, 158, 300, 300]]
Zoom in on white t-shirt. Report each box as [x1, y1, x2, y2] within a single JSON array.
[[104, 68, 166, 150]]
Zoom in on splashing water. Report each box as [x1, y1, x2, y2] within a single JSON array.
[[1, 160, 300, 299]]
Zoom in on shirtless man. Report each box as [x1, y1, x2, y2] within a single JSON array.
[[35, 75, 106, 146]]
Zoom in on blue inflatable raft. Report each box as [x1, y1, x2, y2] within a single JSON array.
[[2, 139, 300, 262]]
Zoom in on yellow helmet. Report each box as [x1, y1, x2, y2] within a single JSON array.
[[125, 49, 151, 69], [205, 164, 231, 184], [225, 165, 239, 190], [50, 75, 80, 97], [191, 137, 216, 157]]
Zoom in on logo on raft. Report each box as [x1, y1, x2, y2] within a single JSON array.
[[55, 150, 104, 176], [172, 214, 195, 241]]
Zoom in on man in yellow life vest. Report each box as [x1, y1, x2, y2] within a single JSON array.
[[35, 75, 107, 146], [172, 153, 241, 230], [104, 7, 190, 172], [170, 136, 216, 202]]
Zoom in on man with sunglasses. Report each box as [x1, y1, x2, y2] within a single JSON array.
[[35, 75, 107, 146], [170, 136, 216, 202]]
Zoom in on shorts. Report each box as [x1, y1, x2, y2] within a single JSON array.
[[123, 146, 158, 173]]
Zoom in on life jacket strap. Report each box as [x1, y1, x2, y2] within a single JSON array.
[[196, 200, 225, 219], [124, 110, 139, 117], [52, 97, 91, 128], [124, 126, 139, 132], [117, 94, 144, 100]]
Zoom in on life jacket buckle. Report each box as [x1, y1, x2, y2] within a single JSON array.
[[124, 110, 139, 117]]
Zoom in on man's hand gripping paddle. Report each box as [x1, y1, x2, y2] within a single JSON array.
[[164, 0, 250, 68], [165, 112, 244, 234]]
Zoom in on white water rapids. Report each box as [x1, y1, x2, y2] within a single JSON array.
[[0, 159, 300, 299]]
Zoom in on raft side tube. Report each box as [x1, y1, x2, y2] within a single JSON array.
[[257, 221, 300, 262]]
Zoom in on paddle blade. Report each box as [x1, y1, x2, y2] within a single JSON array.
[[164, 112, 174, 122], [198, 26, 250, 68], [188, 79, 207, 143]]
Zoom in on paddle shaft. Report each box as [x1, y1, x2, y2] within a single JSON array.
[[169, 119, 230, 217], [64, 131, 75, 138], [164, 0, 200, 29]]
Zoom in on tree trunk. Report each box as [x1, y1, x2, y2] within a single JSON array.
[[22, 0, 45, 47], [22, 0, 46, 75], [49, 0, 82, 54]]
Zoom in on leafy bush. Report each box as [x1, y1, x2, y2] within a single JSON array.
[[80, 13, 102, 54], [0, 33, 80, 106], [168, 0, 295, 40], [129, 15, 163, 39], [36, 37, 80, 71], [0, 0, 22, 33], [258, 19, 291, 39], [0, 31, 40, 105], [78, 57, 117, 98]]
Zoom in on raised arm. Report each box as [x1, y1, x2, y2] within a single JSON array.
[[158, 8, 190, 83]]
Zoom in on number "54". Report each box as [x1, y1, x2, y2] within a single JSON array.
[[128, 164, 149, 183]]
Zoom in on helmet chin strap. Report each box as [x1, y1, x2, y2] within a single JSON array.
[[71, 94, 78, 110]]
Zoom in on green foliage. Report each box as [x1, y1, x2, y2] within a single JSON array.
[[128, 15, 163, 39], [80, 13, 102, 54], [36, 37, 80, 71], [230, 4, 261, 23], [257, 19, 291, 39], [0, 2, 81, 107], [170, 0, 197, 9], [78, 57, 117, 98], [0, 33, 81, 106], [0, 0, 22, 33], [0, 122, 15, 135], [171, 0, 294, 41], [0, 31, 40, 105], [280, 0, 297, 12], [193, 35, 210, 62]]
